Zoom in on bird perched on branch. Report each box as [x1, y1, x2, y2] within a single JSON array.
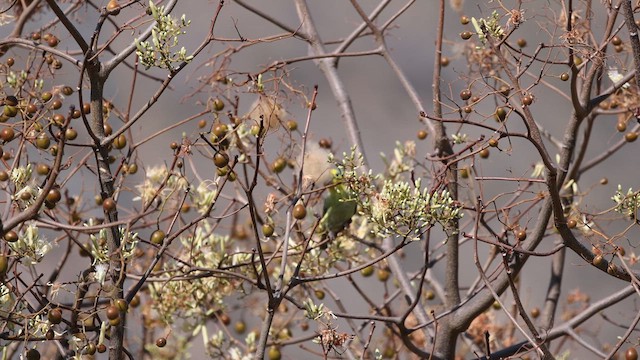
[[320, 171, 357, 239]]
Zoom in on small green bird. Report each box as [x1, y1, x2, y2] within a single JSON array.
[[321, 182, 357, 239]]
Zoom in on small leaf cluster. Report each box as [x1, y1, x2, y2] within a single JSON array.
[[135, 1, 193, 70], [87, 220, 138, 265], [333, 148, 462, 240], [612, 185, 640, 218], [365, 179, 461, 239], [471, 11, 504, 45], [149, 222, 236, 327], [304, 298, 332, 321], [7, 223, 51, 265]]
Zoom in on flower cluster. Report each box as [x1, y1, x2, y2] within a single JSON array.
[[366, 179, 461, 239], [612, 185, 640, 218], [334, 150, 462, 240], [149, 222, 236, 327], [135, 1, 193, 70], [8, 223, 51, 264], [472, 11, 504, 45], [86, 220, 138, 266], [134, 166, 188, 205], [382, 141, 416, 179]]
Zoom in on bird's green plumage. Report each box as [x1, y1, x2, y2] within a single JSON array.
[[321, 184, 357, 237]]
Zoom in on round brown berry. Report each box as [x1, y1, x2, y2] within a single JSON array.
[[530, 307, 540, 318], [47, 36, 59, 47], [47, 189, 61, 203], [426, 290, 435, 300], [460, 167, 469, 179], [286, 120, 298, 131], [128, 163, 138, 174], [234, 321, 246, 334], [360, 266, 374, 277], [115, 298, 128, 312], [212, 123, 228, 138], [4, 230, 17, 243], [268, 346, 281, 360], [2, 106, 16, 118], [130, 295, 140, 308], [593, 255, 604, 266], [102, 197, 116, 211], [36, 163, 50, 176], [293, 203, 307, 219], [377, 268, 390, 282], [52, 114, 65, 125], [65, 128, 78, 140], [103, 123, 112, 136], [113, 134, 127, 149], [494, 107, 507, 121], [106, 305, 119, 320], [36, 133, 50, 149], [272, 158, 287, 173], [62, 86, 74, 96], [213, 152, 229, 168], [212, 98, 225, 111], [612, 36, 623, 46], [626, 347, 638, 360], [262, 223, 274, 237], [48, 308, 62, 324], [150, 229, 165, 245], [319, 138, 332, 149], [107, 0, 121, 14]]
